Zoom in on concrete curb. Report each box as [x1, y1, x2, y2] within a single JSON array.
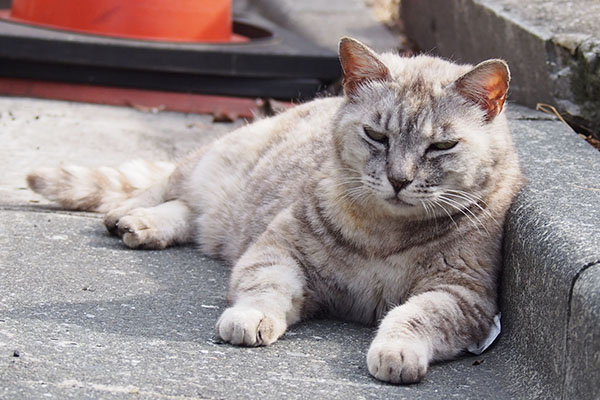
[[402, 0, 600, 138], [502, 106, 600, 399]]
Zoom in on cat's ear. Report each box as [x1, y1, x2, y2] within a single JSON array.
[[455, 59, 510, 121], [339, 37, 390, 97]]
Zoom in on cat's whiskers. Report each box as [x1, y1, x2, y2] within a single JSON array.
[[445, 188, 484, 200], [331, 171, 379, 208], [337, 167, 363, 175], [339, 185, 373, 207], [429, 199, 459, 229], [444, 190, 499, 227], [419, 199, 431, 218], [436, 195, 490, 236], [332, 178, 366, 189], [419, 199, 437, 226], [423, 199, 441, 231]]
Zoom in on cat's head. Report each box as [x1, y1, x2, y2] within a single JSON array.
[[333, 37, 515, 219]]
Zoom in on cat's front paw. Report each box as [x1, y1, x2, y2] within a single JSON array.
[[216, 306, 286, 346], [367, 338, 429, 384]]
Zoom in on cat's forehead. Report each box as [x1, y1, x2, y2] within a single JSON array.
[[367, 56, 470, 114], [380, 54, 472, 85], [364, 91, 441, 140]]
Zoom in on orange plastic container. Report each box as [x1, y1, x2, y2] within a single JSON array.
[[9, 0, 232, 42]]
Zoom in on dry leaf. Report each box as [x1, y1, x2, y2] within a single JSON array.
[[211, 111, 238, 123], [129, 103, 166, 114]]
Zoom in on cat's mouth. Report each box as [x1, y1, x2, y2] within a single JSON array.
[[385, 196, 415, 207]]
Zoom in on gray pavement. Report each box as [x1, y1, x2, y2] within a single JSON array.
[[502, 106, 600, 399]]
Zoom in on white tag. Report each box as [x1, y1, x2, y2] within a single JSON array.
[[467, 313, 501, 355]]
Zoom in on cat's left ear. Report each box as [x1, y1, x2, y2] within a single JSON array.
[[455, 60, 510, 122], [339, 37, 391, 97]]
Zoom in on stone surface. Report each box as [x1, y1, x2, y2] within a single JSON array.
[[402, 0, 600, 138], [249, 0, 400, 53], [502, 105, 600, 399]]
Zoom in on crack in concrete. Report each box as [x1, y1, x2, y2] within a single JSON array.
[[513, 116, 557, 121], [561, 258, 600, 400]]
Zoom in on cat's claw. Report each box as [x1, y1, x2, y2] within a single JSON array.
[[367, 338, 429, 384], [104, 206, 141, 238], [115, 212, 167, 249], [104, 210, 122, 236], [216, 306, 286, 346]]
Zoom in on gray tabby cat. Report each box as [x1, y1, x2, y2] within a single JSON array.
[[27, 37, 523, 384]]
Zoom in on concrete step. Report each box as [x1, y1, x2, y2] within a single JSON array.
[[502, 106, 600, 400]]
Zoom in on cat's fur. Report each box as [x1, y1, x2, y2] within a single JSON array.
[[27, 38, 523, 384]]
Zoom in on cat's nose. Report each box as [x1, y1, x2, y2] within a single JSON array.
[[388, 176, 412, 194]]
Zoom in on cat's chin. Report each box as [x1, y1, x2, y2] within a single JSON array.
[[380, 196, 427, 218], [385, 197, 415, 207]]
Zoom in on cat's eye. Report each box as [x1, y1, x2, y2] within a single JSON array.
[[363, 126, 388, 145], [429, 140, 459, 151]]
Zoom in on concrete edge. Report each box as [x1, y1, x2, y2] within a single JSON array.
[[502, 106, 600, 399], [564, 262, 600, 400], [249, 0, 400, 53]]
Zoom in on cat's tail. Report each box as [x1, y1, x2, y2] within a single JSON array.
[[26, 160, 176, 213]]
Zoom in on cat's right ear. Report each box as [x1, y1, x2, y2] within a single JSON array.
[[339, 37, 390, 98]]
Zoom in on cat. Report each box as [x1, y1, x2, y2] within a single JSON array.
[[26, 37, 523, 384]]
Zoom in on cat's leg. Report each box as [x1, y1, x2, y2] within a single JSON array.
[[112, 199, 194, 249], [215, 217, 306, 346], [103, 148, 204, 235], [367, 277, 496, 384], [216, 255, 305, 346], [103, 153, 201, 244]]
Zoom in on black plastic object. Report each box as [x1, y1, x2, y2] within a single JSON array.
[[0, 3, 341, 100]]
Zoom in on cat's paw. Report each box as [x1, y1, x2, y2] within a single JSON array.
[[216, 306, 286, 346], [116, 210, 167, 249], [367, 338, 429, 384]]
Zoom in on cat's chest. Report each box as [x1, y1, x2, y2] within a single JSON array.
[[312, 252, 419, 324]]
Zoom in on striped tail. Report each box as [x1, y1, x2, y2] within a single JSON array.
[[26, 159, 175, 213]]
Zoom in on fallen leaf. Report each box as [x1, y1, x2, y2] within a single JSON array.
[[211, 110, 238, 123], [128, 103, 166, 114]]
